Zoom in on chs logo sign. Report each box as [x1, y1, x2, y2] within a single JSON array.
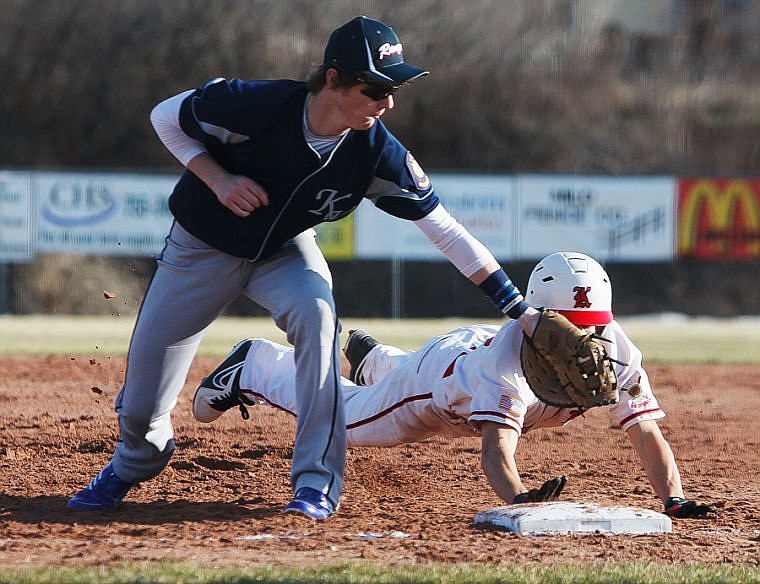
[[678, 179, 760, 259]]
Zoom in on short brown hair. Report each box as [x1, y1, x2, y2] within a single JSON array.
[[305, 65, 361, 93]]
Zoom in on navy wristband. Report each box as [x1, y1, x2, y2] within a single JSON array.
[[478, 270, 529, 319], [505, 298, 530, 320]]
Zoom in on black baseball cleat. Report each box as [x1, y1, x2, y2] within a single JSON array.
[[343, 329, 379, 385], [193, 339, 256, 423]]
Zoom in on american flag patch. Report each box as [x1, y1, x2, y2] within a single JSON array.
[[498, 395, 525, 417]]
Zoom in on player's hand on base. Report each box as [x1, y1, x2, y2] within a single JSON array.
[[512, 476, 568, 504], [664, 497, 718, 519]]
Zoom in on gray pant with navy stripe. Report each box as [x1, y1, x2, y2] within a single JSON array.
[[110, 221, 345, 509]]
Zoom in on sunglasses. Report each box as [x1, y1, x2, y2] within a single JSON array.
[[336, 66, 398, 101], [359, 82, 398, 102]]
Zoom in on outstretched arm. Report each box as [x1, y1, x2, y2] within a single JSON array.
[[413, 205, 538, 333], [480, 422, 567, 504], [480, 422, 525, 504], [625, 419, 684, 503], [470, 266, 541, 336], [626, 420, 717, 518]]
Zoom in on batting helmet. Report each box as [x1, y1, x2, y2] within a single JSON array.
[[526, 252, 613, 326]]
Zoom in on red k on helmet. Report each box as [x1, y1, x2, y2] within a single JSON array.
[[526, 252, 613, 327]]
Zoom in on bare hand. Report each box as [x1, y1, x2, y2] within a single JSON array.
[[517, 306, 541, 337], [215, 175, 269, 217]]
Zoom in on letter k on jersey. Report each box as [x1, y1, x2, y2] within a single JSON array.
[[309, 188, 354, 221]]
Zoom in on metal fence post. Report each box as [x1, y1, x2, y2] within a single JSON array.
[[391, 256, 404, 320]]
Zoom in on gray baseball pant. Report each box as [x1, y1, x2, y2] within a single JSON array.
[[110, 221, 346, 509]]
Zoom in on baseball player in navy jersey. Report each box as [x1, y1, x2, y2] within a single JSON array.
[[67, 16, 540, 519], [194, 252, 716, 518]]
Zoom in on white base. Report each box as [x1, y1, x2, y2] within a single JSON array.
[[474, 502, 671, 536]]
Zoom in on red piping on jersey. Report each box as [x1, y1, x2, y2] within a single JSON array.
[[442, 337, 493, 378], [443, 352, 467, 378], [346, 393, 434, 429], [619, 407, 662, 428], [471, 411, 523, 434], [470, 410, 522, 426], [245, 391, 437, 430]]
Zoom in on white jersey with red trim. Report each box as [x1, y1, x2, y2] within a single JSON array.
[[238, 320, 663, 449], [421, 319, 663, 435]]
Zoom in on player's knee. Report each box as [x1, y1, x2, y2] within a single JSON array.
[[283, 297, 338, 346], [248, 338, 287, 360]]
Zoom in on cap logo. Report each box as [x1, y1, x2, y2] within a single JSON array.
[[377, 42, 403, 60], [573, 286, 592, 308]]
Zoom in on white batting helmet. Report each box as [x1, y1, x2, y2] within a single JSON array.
[[526, 252, 613, 326]]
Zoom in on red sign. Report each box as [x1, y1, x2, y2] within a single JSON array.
[[678, 179, 760, 259]]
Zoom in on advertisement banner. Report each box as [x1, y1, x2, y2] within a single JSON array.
[[6, 170, 736, 265], [35, 172, 176, 256], [516, 175, 675, 261], [315, 215, 354, 260], [677, 178, 760, 259], [0, 172, 34, 262], [354, 173, 516, 260]]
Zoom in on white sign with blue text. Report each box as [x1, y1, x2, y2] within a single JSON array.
[[35, 172, 176, 256], [0, 172, 34, 262]]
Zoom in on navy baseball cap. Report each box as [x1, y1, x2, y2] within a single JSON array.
[[323, 16, 429, 87]]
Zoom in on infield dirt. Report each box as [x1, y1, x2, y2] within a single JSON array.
[[0, 355, 758, 567]]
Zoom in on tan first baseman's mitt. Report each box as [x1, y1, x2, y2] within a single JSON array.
[[520, 310, 619, 409]]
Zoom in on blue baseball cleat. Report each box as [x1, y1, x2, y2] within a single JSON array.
[[283, 487, 334, 520], [67, 462, 134, 510]]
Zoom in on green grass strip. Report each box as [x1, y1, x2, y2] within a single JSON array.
[[0, 562, 758, 583]]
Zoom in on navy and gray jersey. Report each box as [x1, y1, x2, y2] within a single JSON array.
[[169, 78, 439, 261]]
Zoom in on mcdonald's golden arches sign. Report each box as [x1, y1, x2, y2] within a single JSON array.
[[678, 179, 760, 259]]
